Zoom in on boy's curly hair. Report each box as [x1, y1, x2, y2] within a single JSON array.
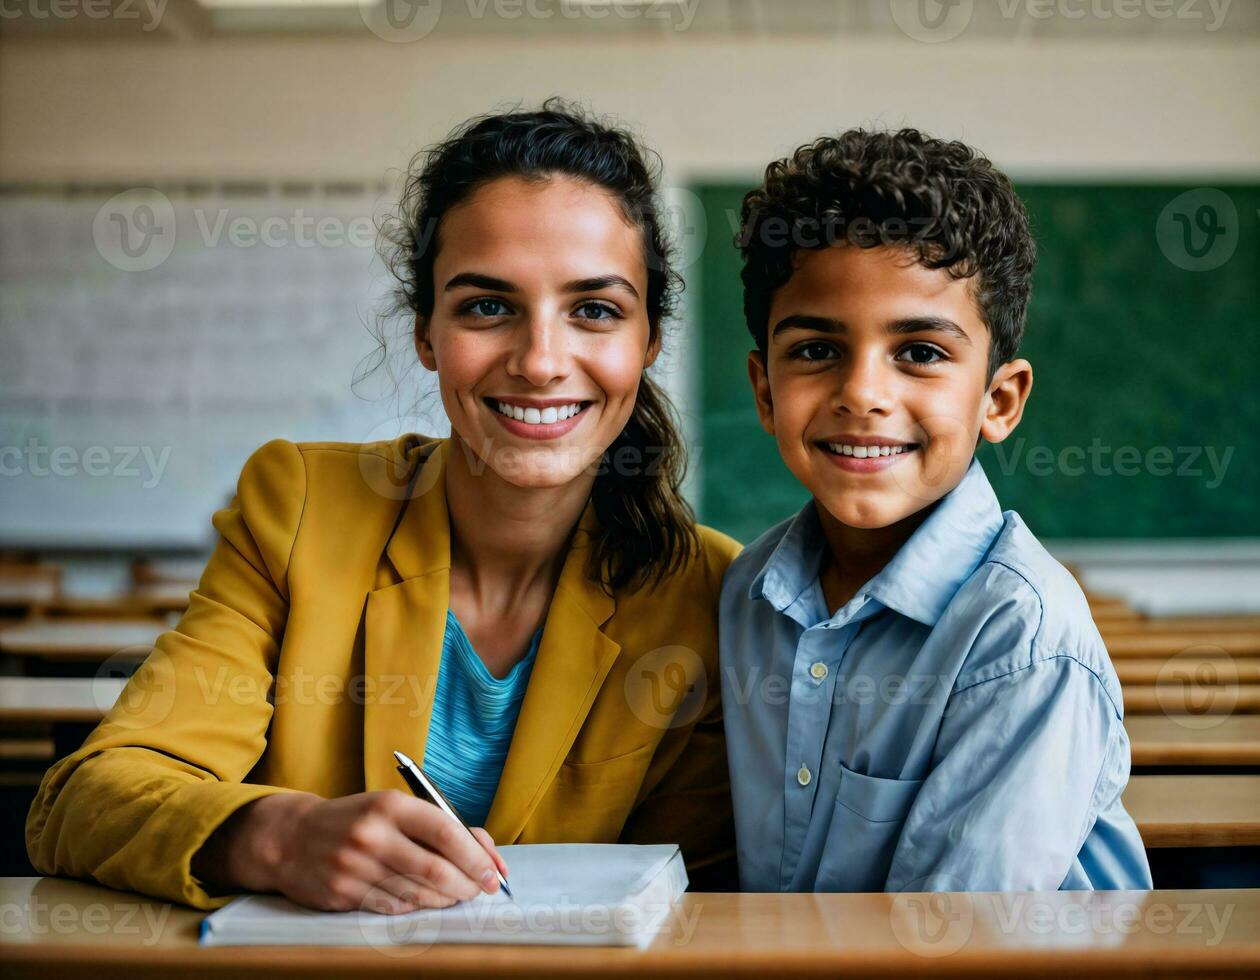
[[738, 128, 1036, 377]]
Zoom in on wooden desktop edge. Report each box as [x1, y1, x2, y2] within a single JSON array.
[[3, 887, 1260, 979]]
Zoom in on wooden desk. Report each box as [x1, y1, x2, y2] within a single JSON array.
[[0, 619, 164, 663], [0, 577, 57, 610], [0, 677, 124, 724], [1123, 685, 1260, 715], [1, 878, 1258, 979], [1105, 633, 1260, 659], [1088, 602, 1144, 622], [1114, 656, 1260, 685], [1101, 616, 1260, 636], [1127, 715, 1260, 768], [48, 584, 192, 617], [1123, 775, 1260, 847]]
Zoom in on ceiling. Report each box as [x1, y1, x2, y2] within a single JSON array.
[[1, 0, 1257, 41]]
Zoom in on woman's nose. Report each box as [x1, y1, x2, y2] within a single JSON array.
[[506, 317, 568, 388]]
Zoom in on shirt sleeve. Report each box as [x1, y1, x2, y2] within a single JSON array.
[[24, 439, 308, 909], [885, 653, 1140, 892]]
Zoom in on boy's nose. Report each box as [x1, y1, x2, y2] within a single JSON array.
[[833, 354, 893, 416]]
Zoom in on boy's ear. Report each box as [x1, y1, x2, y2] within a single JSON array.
[[980, 358, 1033, 444], [414, 314, 437, 371], [747, 350, 776, 437]]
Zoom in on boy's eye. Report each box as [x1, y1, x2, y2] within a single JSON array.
[[790, 341, 839, 362], [463, 297, 511, 318], [897, 343, 946, 365], [574, 300, 621, 322]]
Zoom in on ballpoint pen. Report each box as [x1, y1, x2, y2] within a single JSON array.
[[392, 749, 514, 901]]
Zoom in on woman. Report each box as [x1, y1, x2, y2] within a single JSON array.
[[26, 103, 739, 913]]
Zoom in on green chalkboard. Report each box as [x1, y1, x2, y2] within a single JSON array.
[[694, 183, 1260, 545]]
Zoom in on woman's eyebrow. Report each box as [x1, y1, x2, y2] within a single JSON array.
[[444, 272, 517, 292], [564, 275, 640, 298]]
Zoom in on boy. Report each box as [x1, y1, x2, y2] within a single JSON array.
[[720, 129, 1152, 892]]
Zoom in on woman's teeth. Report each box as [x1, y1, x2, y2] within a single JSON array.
[[496, 401, 583, 425], [825, 443, 913, 458]]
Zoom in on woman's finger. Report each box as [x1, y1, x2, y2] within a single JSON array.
[[375, 821, 486, 902], [390, 798, 498, 894], [367, 868, 458, 913], [469, 827, 509, 876]]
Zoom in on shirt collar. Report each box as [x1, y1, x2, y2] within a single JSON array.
[[749, 458, 1005, 629], [747, 499, 827, 618], [863, 458, 1005, 626]]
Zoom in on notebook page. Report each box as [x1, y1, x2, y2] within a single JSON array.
[[201, 843, 684, 948]]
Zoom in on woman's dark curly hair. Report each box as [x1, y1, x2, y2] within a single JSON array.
[[738, 128, 1035, 377], [377, 99, 699, 593]]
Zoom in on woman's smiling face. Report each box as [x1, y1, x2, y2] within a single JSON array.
[[417, 175, 657, 489]]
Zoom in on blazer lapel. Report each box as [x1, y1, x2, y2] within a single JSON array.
[[484, 506, 620, 843], [362, 442, 451, 793]]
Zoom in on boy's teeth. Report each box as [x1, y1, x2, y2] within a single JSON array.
[[825, 443, 909, 457], [496, 401, 583, 425]]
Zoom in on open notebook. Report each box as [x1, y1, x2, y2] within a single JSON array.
[[200, 843, 687, 949]]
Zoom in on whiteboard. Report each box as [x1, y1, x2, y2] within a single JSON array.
[[0, 185, 448, 549]]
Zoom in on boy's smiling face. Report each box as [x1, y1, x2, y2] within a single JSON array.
[[749, 244, 1033, 531]]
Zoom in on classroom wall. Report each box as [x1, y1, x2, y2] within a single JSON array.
[[2, 28, 1258, 588], [1, 34, 1258, 183]]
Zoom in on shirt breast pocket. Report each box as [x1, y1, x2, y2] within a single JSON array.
[[815, 764, 923, 892]]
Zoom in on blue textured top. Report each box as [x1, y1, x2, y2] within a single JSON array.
[[422, 610, 541, 827]]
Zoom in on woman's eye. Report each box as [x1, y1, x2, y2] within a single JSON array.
[[465, 298, 510, 318], [574, 301, 620, 322], [791, 341, 838, 362], [897, 343, 946, 365]]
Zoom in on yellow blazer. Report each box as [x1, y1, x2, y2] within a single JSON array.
[[26, 435, 740, 908]]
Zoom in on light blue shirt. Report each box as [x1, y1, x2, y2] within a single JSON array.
[[719, 459, 1152, 893], [422, 611, 541, 827]]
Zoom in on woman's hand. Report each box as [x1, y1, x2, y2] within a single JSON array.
[[195, 790, 509, 914]]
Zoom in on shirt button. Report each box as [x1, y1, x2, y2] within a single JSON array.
[[809, 662, 828, 682], [796, 765, 812, 787]]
